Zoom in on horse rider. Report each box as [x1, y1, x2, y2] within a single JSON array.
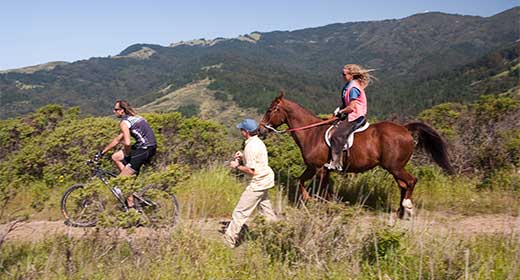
[[325, 64, 374, 171]]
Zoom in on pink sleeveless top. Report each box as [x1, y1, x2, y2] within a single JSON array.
[[343, 80, 367, 122]]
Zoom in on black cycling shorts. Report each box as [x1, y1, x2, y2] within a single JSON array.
[[122, 146, 156, 174]]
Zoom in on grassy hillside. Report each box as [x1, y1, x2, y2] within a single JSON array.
[[137, 78, 259, 127]]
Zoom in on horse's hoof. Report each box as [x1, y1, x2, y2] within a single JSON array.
[[403, 207, 414, 220], [397, 207, 414, 220], [402, 199, 413, 209]]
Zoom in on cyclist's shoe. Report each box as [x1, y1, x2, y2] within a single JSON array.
[[126, 196, 135, 208]]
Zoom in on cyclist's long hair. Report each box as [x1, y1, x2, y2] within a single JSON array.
[[115, 100, 137, 116]]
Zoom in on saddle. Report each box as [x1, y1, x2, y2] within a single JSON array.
[[325, 122, 370, 150]]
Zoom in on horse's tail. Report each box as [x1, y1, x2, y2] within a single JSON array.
[[405, 122, 455, 174]]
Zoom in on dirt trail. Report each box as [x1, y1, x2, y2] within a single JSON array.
[[1, 213, 519, 243]]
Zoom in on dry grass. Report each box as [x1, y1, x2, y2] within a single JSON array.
[[138, 78, 259, 127]]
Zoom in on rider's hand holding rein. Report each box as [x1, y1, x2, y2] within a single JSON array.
[[333, 105, 354, 117]]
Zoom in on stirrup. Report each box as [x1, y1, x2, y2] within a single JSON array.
[[324, 162, 343, 171]]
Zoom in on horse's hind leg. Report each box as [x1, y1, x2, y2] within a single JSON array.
[[392, 168, 417, 219], [298, 166, 316, 201]]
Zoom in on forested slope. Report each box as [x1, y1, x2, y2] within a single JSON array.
[[0, 8, 517, 118]]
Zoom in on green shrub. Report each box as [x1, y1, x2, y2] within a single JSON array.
[[146, 112, 235, 168], [249, 201, 361, 264], [176, 104, 200, 117], [478, 168, 520, 192], [362, 224, 405, 263]]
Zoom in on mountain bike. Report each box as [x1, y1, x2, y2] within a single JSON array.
[[60, 158, 179, 228]]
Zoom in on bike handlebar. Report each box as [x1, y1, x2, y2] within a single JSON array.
[[86, 159, 102, 166]]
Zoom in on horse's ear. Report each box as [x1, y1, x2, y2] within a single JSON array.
[[276, 91, 285, 101]]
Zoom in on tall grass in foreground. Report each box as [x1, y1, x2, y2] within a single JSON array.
[[334, 165, 520, 215], [175, 165, 244, 219], [2, 166, 520, 279], [1, 202, 518, 279]]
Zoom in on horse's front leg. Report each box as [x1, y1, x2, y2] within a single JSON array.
[[298, 166, 316, 201]]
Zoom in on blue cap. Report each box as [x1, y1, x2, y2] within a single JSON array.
[[236, 118, 258, 132]]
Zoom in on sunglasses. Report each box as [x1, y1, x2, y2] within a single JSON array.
[[113, 107, 123, 111]]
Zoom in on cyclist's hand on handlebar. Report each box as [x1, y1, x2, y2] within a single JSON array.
[[93, 150, 104, 162]]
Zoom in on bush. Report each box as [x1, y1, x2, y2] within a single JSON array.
[[176, 104, 200, 117], [419, 95, 520, 174], [478, 168, 520, 192], [249, 201, 361, 264], [145, 112, 235, 168], [362, 224, 405, 263]]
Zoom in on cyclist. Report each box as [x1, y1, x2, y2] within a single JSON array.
[[96, 100, 157, 206]]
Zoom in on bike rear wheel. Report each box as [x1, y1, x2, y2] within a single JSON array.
[[134, 185, 180, 228], [61, 184, 105, 227]]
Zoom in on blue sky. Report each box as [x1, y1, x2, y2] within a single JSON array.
[[1, 0, 517, 70]]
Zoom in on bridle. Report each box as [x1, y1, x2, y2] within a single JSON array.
[[261, 103, 338, 134]]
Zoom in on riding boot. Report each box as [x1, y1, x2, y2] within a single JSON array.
[[327, 119, 355, 171], [342, 148, 349, 171], [326, 150, 343, 171]]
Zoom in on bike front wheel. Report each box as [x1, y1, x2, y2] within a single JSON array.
[[134, 185, 180, 228], [61, 184, 105, 227]]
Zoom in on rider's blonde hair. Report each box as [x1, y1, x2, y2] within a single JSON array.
[[343, 64, 376, 88]]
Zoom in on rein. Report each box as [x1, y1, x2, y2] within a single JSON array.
[[263, 116, 338, 134]]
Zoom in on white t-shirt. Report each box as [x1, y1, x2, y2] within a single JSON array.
[[243, 135, 275, 191]]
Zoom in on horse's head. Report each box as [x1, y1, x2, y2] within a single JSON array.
[[259, 91, 287, 136]]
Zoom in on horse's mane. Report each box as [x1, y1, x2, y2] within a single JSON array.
[[282, 98, 323, 121]]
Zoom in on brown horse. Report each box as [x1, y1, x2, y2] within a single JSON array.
[[259, 92, 453, 218]]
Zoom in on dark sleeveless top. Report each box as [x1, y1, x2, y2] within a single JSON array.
[[121, 115, 157, 149]]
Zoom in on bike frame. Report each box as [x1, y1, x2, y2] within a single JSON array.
[[89, 161, 129, 211]]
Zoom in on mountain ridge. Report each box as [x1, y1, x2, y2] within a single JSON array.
[[0, 7, 518, 119]]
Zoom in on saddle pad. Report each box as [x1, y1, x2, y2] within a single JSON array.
[[325, 122, 370, 149]]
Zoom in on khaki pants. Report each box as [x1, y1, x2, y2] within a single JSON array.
[[224, 188, 278, 244]]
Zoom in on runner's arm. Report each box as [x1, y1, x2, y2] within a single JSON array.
[[229, 159, 255, 176]]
